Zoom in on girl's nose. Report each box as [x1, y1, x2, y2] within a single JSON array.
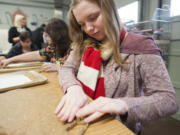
[[86, 24, 94, 32]]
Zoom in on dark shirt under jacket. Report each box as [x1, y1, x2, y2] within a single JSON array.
[[32, 27, 44, 50], [5, 42, 38, 58], [8, 26, 31, 46]]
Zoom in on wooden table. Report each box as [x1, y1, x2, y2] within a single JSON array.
[[28, 71, 135, 135], [0, 70, 135, 135]]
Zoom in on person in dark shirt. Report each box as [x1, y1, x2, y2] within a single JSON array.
[[32, 24, 46, 50], [5, 31, 38, 58], [8, 14, 31, 46]]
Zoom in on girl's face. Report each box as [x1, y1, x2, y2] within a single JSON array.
[[43, 32, 52, 45], [73, 0, 105, 41], [20, 17, 27, 27], [21, 38, 32, 48]]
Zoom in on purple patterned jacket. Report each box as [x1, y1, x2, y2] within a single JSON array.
[[58, 32, 179, 133]]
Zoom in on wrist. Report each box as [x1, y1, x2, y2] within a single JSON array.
[[114, 99, 129, 114], [7, 58, 13, 64], [120, 99, 129, 113], [66, 85, 83, 93]]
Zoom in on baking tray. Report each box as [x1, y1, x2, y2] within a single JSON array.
[[0, 70, 48, 92]]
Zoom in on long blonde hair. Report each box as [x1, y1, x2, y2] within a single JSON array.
[[14, 14, 25, 28], [68, 0, 125, 66]]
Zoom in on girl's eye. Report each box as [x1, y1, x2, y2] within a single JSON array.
[[88, 13, 99, 22], [79, 12, 100, 29], [89, 15, 98, 22]]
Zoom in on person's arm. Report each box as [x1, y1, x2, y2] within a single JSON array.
[[75, 54, 179, 124], [9, 51, 44, 62], [13, 37, 20, 43], [42, 62, 60, 72], [55, 50, 88, 123], [0, 51, 44, 67], [120, 54, 179, 123], [8, 27, 14, 44], [8, 27, 19, 44], [58, 50, 82, 93]]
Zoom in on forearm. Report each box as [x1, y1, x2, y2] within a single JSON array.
[[12, 37, 20, 43], [58, 66, 82, 93], [121, 91, 179, 123], [58, 50, 81, 93], [7, 51, 44, 63], [121, 54, 179, 123]]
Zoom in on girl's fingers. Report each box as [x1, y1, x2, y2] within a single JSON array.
[[42, 66, 52, 72], [42, 63, 51, 68], [96, 105, 115, 114], [76, 97, 108, 118], [60, 103, 73, 122], [68, 105, 79, 122], [84, 111, 104, 123], [42, 66, 46, 69], [76, 103, 96, 118], [54, 96, 65, 114], [42, 64, 47, 67], [57, 99, 71, 122], [57, 103, 68, 121]]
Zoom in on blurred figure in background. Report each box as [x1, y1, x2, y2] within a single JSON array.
[[0, 18, 71, 72], [32, 24, 46, 50], [8, 14, 31, 46], [0, 31, 38, 60]]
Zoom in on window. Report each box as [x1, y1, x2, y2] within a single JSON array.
[[118, 1, 138, 23], [170, 0, 180, 16]]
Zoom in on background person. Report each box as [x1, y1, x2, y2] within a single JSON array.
[[8, 14, 31, 46]]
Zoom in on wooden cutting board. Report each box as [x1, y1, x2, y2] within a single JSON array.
[[0, 62, 43, 73], [0, 71, 47, 92]]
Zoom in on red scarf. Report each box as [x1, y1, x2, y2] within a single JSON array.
[[77, 29, 126, 100]]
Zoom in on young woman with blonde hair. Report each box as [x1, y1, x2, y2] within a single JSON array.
[[55, 0, 179, 134], [8, 14, 31, 46]]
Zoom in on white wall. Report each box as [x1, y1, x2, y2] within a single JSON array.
[[115, 0, 137, 8], [0, 0, 55, 30]]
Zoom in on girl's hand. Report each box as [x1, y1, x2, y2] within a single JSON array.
[[0, 59, 11, 68], [54, 85, 88, 122], [42, 62, 59, 72], [76, 97, 128, 123], [13, 37, 20, 43]]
